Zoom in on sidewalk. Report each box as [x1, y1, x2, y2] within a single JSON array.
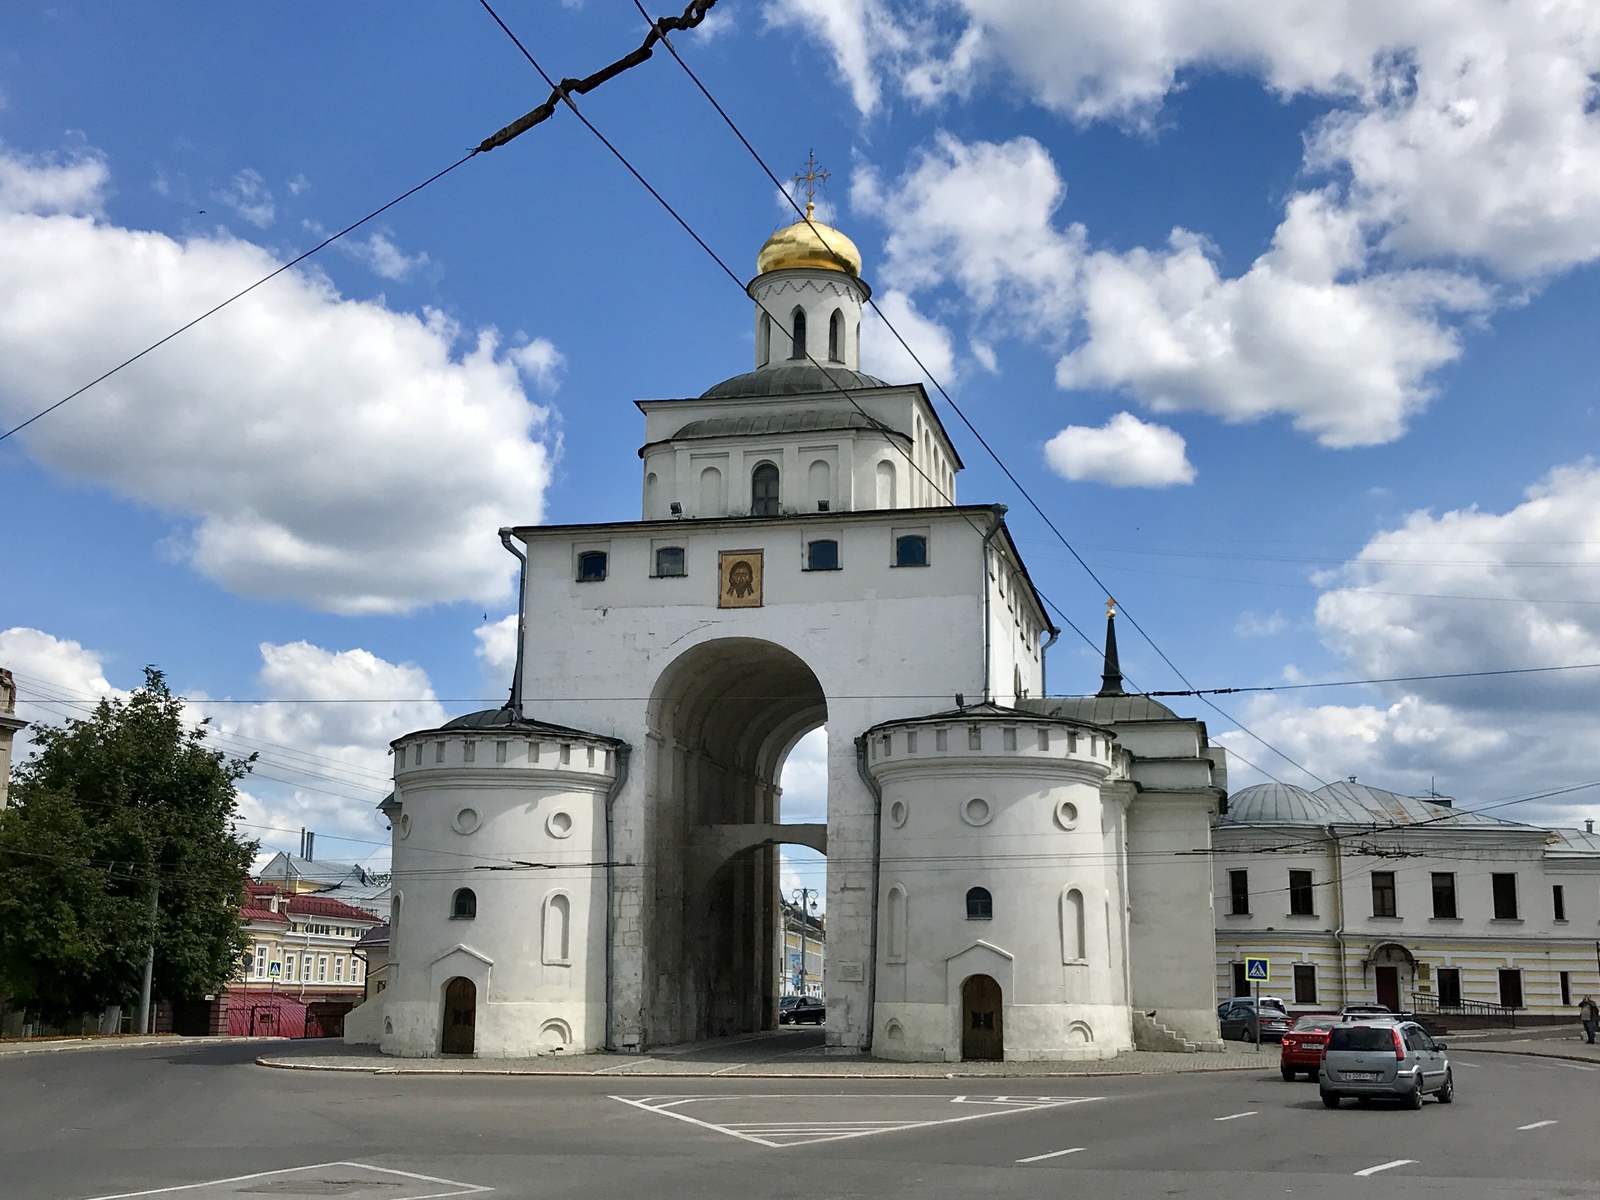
[[0, 1034, 279, 1057], [257, 1030, 1274, 1078], [1452, 1026, 1600, 1066]]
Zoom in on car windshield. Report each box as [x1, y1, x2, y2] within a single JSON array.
[[1327, 1025, 1396, 1052], [1293, 1016, 1336, 1031]]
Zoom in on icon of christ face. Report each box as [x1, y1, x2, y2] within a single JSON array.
[[727, 560, 755, 598]]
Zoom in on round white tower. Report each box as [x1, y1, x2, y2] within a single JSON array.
[[749, 201, 870, 373]]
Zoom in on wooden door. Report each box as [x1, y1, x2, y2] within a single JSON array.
[[961, 974, 1003, 1061], [1375, 966, 1400, 1012], [442, 977, 476, 1055]]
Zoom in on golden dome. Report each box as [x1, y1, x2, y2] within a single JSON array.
[[756, 205, 862, 277]]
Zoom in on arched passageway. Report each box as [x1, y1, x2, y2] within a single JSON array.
[[441, 977, 476, 1055], [644, 638, 828, 1044]]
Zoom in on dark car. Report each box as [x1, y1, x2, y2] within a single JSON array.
[[779, 996, 825, 1025], [1218, 997, 1290, 1043]]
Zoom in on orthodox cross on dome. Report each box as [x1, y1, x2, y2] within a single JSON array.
[[792, 149, 830, 220]]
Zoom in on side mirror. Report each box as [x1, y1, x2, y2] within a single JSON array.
[[1436, 1042, 1449, 1051]]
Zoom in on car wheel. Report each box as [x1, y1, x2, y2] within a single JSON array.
[[1406, 1080, 1425, 1110], [1436, 1071, 1454, 1104], [1321, 1091, 1340, 1109], [1281, 1065, 1296, 1082]]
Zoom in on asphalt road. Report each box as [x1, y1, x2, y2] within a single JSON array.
[[2, 1040, 1596, 1200]]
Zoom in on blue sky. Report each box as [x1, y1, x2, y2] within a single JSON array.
[[5, 2, 1600, 887]]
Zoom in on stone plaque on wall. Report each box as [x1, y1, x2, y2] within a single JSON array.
[[718, 549, 763, 608]]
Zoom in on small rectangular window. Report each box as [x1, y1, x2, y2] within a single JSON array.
[[1002, 727, 1017, 751], [495, 741, 507, 763], [1371, 871, 1397, 918], [317, 956, 328, 983], [968, 725, 982, 751], [334, 957, 344, 983], [806, 539, 840, 571], [1492, 873, 1519, 920], [1437, 967, 1461, 1007], [1228, 870, 1249, 916], [935, 728, 948, 751], [1561, 970, 1572, 1006], [1288, 870, 1315, 916], [894, 533, 928, 567], [654, 546, 686, 577], [1231, 961, 1250, 997], [906, 731, 918, 753], [1553, 884, 1566, 922], [1037, 728, 1049, 751], [1293, 963, 1317, 1005], [1498, 967, 1524, 1008], [577, 550, 608, 582], [463, 739, 476, 764], [1432, 872, 1458, 919]]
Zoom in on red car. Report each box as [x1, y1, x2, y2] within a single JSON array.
[[1280, 1013, 1340, 1080]]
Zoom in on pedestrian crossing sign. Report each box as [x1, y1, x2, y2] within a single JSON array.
[[1245, 957, 1269, 981]]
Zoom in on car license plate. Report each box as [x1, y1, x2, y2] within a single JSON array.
[[1344, 1071, 1380, 1080]]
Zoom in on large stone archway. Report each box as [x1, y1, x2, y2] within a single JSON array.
[[640, 638, 828, 1044]]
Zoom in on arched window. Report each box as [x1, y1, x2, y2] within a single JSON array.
[[699, 466, 722, 515], [1061, 887, 1086, 961], [886, 885, 907, 962], [758, 312, 772, 366], [875, 460, 897, 508], [643, 472, 659, 518], [965, 886, 993, 921], [542, 892, 571, 964], [828, 309, 844, 361], [790, 308, 807, 360], [576, 551, 607, 582], [807, 458, 831, 509], [895, 534, 928, 567], [752, 461, 781, 517], [451, 888, 477, 920], [806, 539, 839, 571], [654, 546, 686, 577]]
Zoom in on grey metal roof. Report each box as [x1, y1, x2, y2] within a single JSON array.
[[700, 363, 888, 399], [671, 410, 883, 441], [1021, 695, 1180, 724], [428, 707, 623, 744], [1221, 780, 1534, 830]]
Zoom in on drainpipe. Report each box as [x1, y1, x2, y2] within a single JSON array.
[[980, 506, 1008, 704], [1038, 628, 1060, 697], [855, 735, 884, 1055], [1327, 824, 1347, 1007], [498, 529, 528, 719], [603, 744, 632, 1052]]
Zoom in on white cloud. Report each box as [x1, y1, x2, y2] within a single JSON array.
[[764, 0, 909, 115], [508, 337, 565, 393], [859, 288, 956, 386], [344, 230, 429, 281], [1234, 610, 1289, 638], [474, 614, 519, 684], [286, 174, 310, 197], [0, 627, 120, 762], [0, 141, 558, 614], [1044, 411, 1194, 487], [779, 727, 827, 823], [217, 167, 275, 228], [693, 6, 735, 40], [1217, 461, 1600, 825]]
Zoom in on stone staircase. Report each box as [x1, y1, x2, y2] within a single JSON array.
[[1132, 1010, 1226, 1053]]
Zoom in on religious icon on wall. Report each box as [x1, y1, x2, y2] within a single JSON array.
[[718, 550, 763, 608]]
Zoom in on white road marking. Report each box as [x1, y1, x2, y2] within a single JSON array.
[[1518, 1119, 1560, 1130], [1015, 1147, 1085, 1163], [1554, 1062, 1596, 1072], [612, 1093, 1099, 1149], [1353, 1159, 1417, 1178], [1213, 1111, 1258, 1121], [80, 1162, 491, 1200]]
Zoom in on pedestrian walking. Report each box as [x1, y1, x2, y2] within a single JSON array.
[[1579, 995, 1598, 1044]]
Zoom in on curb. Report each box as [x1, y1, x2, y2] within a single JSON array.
[[1460, 1044, 1600, 1066], [1, 1035, 285, 1057], [254, 1054, 1268, 1079]]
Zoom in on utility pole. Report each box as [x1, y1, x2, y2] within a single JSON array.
[[135, 880, 159, 1036]]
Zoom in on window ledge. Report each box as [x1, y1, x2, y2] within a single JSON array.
[[1490, 918, 1524, 925], [1369, 915, 1404, 922], [1223, 912, 1252, 919], [1554, 919, 1569, 925], [1284, 913, 1321, 920], [1428, 916, 1463, 923]]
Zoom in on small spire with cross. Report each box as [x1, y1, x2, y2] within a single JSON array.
[[792, 149, 830, 220]]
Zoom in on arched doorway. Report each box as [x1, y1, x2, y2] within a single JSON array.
[[441, 977, 476, 1055], [962, 974, 1003, 1061], [643, 638, 828, 1044], [1369, 942, 1414, 1012]]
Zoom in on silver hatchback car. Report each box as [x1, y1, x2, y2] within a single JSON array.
[[1319, 1020, 1454, 1109]]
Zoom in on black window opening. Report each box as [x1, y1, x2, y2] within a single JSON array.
[[806, 539, 840, 571], [1437, 967, 1462, 1007], [655, 546, 686, 577], [1227, 869, 1249, 916], [1288, 870, 1315, 916], [576, 551, 608, 582], [1561, 970, 1573, 1006], [965, 886, 993, 920], [1553, 884, 1566, 922], [451, 888, 477, 920], [758, 312, 771, 366], [1498, 968, 1524, 1009], [790, 308, 807, 360], [1293, 963, 1318, 1005], [1231, 961, 1249, 997], [1432, 872, 1458, 919], [894, 534, 928, 567], [1492, 872, 1519, 920], [828, 309, 844, 361], [1371, 871, 1397, 918], [752, 462, 781, 517]]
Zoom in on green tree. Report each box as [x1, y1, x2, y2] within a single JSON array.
[[0, 669, 257, 1024]]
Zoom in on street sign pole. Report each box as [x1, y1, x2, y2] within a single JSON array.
[[1254, 977, 1259, 1053]]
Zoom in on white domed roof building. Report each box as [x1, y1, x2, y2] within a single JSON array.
[[371, 199, 1231, 1062]]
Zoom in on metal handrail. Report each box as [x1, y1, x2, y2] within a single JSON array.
[[1410, 992, 1518, 1027]]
